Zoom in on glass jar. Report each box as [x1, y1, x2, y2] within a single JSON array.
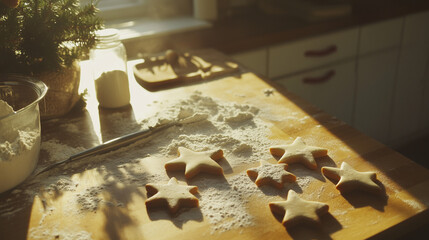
[[90, 28, 130, 108]]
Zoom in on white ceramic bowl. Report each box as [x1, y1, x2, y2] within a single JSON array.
[[0, 75, 47, 193]]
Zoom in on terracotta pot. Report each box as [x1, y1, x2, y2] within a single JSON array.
[[1, 0, 20, 8], [35, 61, 81, 119]]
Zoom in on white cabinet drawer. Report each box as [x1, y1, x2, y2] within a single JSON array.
[[275, 61, 356, 124], [268, 28, 358, 78], [403, 10, 429, 46], [359, 17, 403, 55], [231, 48, 267, 76]]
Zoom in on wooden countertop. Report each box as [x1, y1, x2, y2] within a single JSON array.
[[124, 0, 429, 56], [1, 50, 429, 239]]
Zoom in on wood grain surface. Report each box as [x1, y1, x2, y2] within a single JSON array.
[[1, 50, 428, 240]]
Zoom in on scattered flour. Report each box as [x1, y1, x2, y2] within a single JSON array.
[[196, 173, 260, 233], [40, 139, 86, 163], [289, 165, 321, 191], [44, 177, 79, 194], [75, 186, 104, 212], [0, 141, 86, 217], [0, 91, 302, 234], [295, 176, 312, 190], [60, 123, 80, 133], [29, 225, 92, 240], [142, 91, 276, 168], [395, 192, 426, 211], [98, 111, 144, 140], [38, 204, 56, 225]]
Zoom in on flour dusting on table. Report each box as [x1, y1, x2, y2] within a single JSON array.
[[1, 91, 310, 235], [197, 173, 260, 233], [29, 224, 92, 240], [145, 91, 276, 167], [41, 139, 86, 163]]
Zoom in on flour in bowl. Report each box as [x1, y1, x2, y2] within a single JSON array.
[[0, 100, 41, 193], [0, 99, 14, 117]]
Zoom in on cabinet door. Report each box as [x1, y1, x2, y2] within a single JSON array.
[[268, 28, 358, 78], [424, 69, 429, 130], [390, 11, 429, 144], [354, 50, 399, 143], [402, 10, 429, 46], [231, 48, 267, 76], [390, 42, 429, 144], [275, 61, 356, 124], [359, 17, 403, 56]]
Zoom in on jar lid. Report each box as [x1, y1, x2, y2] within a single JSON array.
[[95, 28, 120, 43]]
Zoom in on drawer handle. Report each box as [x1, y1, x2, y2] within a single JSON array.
[[304, 45, 337, 57], [302, 70, 335, 84]]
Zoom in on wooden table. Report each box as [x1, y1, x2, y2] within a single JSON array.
[[1, 50, 429, 239]]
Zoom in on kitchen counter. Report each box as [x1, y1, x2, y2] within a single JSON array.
[[1, 49, 429, 239], [124, 0, 429, 57]]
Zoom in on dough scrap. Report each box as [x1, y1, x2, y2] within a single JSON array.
[[321, 162, 383, 195], [246, 160, 296, 189], [269, 137, 328, 170], [269, 190, 329, 227], [165, 147, 224, 179], [145, 177, 199, 214]]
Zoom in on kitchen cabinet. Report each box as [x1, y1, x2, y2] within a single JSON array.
[[229, 10, 429, 146], [358, 18, 403, 55], [230, 48, 268, 76], [276, 61, 356, 124], [390, 11, 429, 145], [390, 45, 429, 144], [354, 50, 399, 143], [267, 27, 359, 125], [424, 68, 429, 130], [354, 17, 403, 144], [401, 10, 429, 46], [268, 28, 358, 78]]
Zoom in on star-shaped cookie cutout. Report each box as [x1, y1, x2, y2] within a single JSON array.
[[145, 177, 199, 215], [246, 160, 296, 189], [321, 162, 383, 195], [269, 190, 329, 228], [270, 137, 328, 170], [165, 147, 224, 179]]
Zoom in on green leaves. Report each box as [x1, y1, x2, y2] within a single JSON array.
[[0, 0, 103, 74]]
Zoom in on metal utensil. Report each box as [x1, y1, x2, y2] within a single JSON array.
[[33, 113, 208, 176]]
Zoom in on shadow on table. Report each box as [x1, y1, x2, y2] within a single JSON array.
[[147, 207, 204, 229], [268, 77, 428, 236], [270, 211, 342, 240]]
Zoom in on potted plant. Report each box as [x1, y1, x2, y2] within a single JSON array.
[[0, 0, 103, 118]]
